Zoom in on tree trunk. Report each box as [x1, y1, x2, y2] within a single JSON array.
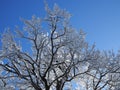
[[45, 85, 50, 90], [56, 80, 64, 90]]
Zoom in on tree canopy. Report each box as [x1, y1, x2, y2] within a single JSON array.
[[0, 3, 120, 90]]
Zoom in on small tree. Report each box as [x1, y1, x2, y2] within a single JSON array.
[[81, 51, 120, 90]]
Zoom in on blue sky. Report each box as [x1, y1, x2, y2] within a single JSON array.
[[1, 0, 120, 51]]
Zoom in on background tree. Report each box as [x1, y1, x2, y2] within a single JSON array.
[[83, 51, 120, 90]]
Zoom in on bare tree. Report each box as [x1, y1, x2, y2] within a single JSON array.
[[0, 3, 120, 90], [0, 4, 97, 90], [79, 51, 120, 90]]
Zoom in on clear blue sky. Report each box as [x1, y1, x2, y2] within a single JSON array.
[[1, 0, 120, 51]]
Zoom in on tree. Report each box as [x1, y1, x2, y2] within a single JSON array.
[[0, 3, 120, 90], [0, 3, 97, 90], [81, 51, 120, 90]]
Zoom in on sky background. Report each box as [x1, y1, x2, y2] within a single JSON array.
[[1, 0, 120, 51]]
